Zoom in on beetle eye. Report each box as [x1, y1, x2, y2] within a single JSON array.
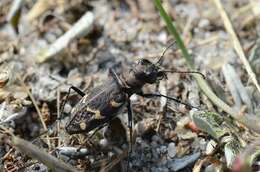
[[157, 71, 166, 80], [139, 59, 151, 65]]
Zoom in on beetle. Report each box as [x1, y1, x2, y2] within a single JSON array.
[[61, 42, 204, 151]]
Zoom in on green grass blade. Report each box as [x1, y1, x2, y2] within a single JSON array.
[[153, 0, 193, 68]]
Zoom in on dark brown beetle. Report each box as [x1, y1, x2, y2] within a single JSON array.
[[62, 42, 204, 149]]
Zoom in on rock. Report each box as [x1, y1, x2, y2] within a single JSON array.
[[167, 152, 201, 171], [152, 149, 159, 160], [206, 140, 217, 155], [99, 138, 109, 148], [159, 145, 167, 154], [151, 141, 158, 148], [152, 135, 160, 142], [167, 142, 176, 158], [205, 164, 223, 172], [24, 163, 48, 172], [198, 19, 210, 29], [178, 130, 197, 140], [57, 146, 89, 159], [151, 167, 169, 172]]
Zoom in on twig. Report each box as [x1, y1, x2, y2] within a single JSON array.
[[192, 34, 219, 48], [17, 75, 51, 148], [2, 148, 14, 160], [212, 0, 260, 94]]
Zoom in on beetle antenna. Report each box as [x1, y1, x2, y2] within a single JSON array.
[[161, 70, 206, 79], [156, 41, 177, 65]]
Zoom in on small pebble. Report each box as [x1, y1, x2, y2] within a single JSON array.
[[152, 135, 160, 142], [158, 31, 167, 44], [59, 154, 70, 162], [159, 145, 167, 154], [159, 157, 168, 166], [108, 151, 114, 157], [140, 141, 149, 149], [0, 71, 9, 88], [206, 140, 217, 155], [152, 135, 163, 144], [199, 138, 207, 151], [167, 152, 201, 171], [146, 152, 152, 160], [151, 141, 158, 148], [198, 18, 210, 29], [64, 103, 72, 114], [25, 163, 48, 172], [45, 32, 57, 43], [205, 164, 222, 172], [152, 149, 159, 160], [178, 131, 197, 140], [167, 142, 176, 158], [99, 138, 109, 148]]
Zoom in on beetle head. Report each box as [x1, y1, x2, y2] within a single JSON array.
[[132, 58, 167, 84]]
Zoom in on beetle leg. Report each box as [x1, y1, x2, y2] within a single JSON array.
[[126, 99, 133, 151], [60, 86, 86, 118], [126, 99, 133, 171], [137, 92, 200, 110], [89, 122, 109, 139]]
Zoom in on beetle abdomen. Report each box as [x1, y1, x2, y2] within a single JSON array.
[[65, 82, 127, 134]]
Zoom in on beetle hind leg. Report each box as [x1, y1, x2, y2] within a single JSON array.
[[126, 99, 133, 171]]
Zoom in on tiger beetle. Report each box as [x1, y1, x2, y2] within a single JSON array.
[[61, 42, 205, 169]]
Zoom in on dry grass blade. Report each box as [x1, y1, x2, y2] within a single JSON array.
[[250, 0, 260, 19], [26, 0, 56, 22], [17, 75, 51, 148], [11, 135, 78, 172], [36, 11, 94, 63], [222, 63, 253, 113], [212, 0, 260, 94], [250, 0, 260, 34]]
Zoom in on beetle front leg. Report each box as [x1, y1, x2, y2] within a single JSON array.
[[60, 86, 86, 117], [137, 91, 200, 110]]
